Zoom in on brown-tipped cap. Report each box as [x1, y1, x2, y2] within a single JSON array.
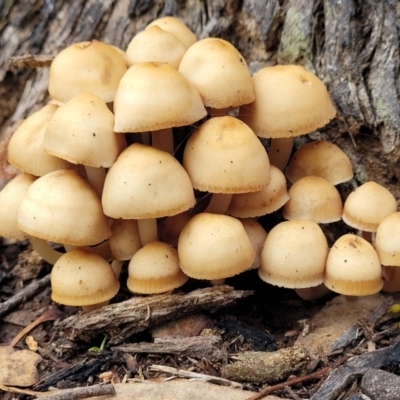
[[342, 181, 397, 232], [178, 38, 255, 109], [183, 116, 270, 194], [127, 240, 188, 294], [178, 213, 255, 280], [0, 173, 36, 240], [7, 104, 76, 176], [102, 143, 195, 219], [17, 169, 111, 246], [44, 92, 126, 168], [374, 212, 400, 266], [126, 25, 187, 68], [324, 234, 383, 296], [49, 40, 127, 103], [227, 165, 289, 217], [239, 65, 336, 138], [259, 220, 328, 288], [283, 175, 343, 223], [146, 16, 197, 49], [113, 62, 206, 133], [51, 248, 119, 306], [285, 140, 353, 184]]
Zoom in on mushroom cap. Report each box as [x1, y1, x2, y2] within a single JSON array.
[[0, 173, 36, 240], [127, 240, 188, 294], [240, 218, 268, 270], [324, 234, 383, 296], [51, 248, 120, 306], [259, 220, 329, 288], [7, 104, 76, 176], [374, 212, 400, 266], [283, 175, 343, 223], [342, 181, 397, 232], [178, 213, 255, 280], [227, 165, 289, 218], [126, 25, 187, 68], [17, 169, 111, 246], [113, 62, 207, 133], [239, 65, 336, 138], [178, 38, 255, 109], [146, 16, 197, 49], [109, 219, 142, 261], [285, 140, 354, 185], [183, 116, 270, 194], [102, 143, 196, 219], [44, 92, 126, 168], [49, 40, 127, 103]]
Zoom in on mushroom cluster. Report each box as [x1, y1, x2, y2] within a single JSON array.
[[2, 16, 399, 311]]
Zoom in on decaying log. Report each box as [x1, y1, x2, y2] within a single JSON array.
[[55, 286, 253, 344]]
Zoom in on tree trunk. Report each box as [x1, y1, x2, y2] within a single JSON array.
[[1, 0, 399, 199]]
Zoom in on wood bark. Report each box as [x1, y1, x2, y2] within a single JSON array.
[[1, 0, 400, 198]]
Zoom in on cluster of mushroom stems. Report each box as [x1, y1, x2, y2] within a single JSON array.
[[1, 16, 400, 311]]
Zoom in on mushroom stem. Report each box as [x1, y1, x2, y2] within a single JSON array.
[[204, 193, 233, 214], [295, 284, 332, 300], [28, 236, 63, 265], [64, 240, 112, 260], [138, 218, 158, 246], [111, 260, 124, 279], [268, 137, 294, 171], [151, 128, 174, 154], [361, 230, 374, 244], [81, 301, 109, 312], [85, 166, 106, 198], [141, 132, 151, 146], [206, 107, 230, 117], [210, 278, 226, 286]]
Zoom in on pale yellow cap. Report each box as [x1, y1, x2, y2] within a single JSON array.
[[49, 40, 127, 103], [374, 212, 400, 266], [113, 62, 206, 133], [102, 143, 195, 219], [178, 213, 255, 280], [259, 220, 328, 288], [51, 248, 119, 306], [178, 38, 255, 109], [342, 181, 397, 232], [285, 140, 353, 184], [239, 65, 336, 138], [127, 240, 188, 294], [283, 175, 343, 223], [183, 116, 270, 194], [17, 169, 111, 246], [324, 234, 383, 295]]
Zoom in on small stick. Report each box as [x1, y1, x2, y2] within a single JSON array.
[[9, 308, 63, 347], [36, 383, 115, 400], [0, 274, 51, 318], [9, 55, 54, 68], [150, 364, 243, 388]]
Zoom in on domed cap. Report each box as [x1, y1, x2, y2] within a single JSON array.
[[102, 143, 195, 219], [374, 212, 400, 266], [342, 181, 397, 232], [51, 248, 119, 307], [17, 169, 111, 246], [127, 240, 188, 294], [227, 165, 289, 218], [259, 220, 328, 288], [7, 104, 75, 176], [146, 16, 197, 48], [178, 38, 255, 109], [44, 92, 126, 168], [113, 62, 206, 133], [285, 140, 353, 185], [283, 175, 343, 223], [126, 25, 187, 68], [324, 234, 383, 295], [239, 65, 336, 138], [49, 40, 127, 103], [0, 173, 36, 240], [178, 213, 255, 280], [183, 116, 270, 194]]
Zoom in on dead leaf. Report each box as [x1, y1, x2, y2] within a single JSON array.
[[0, 346, 42, 387]]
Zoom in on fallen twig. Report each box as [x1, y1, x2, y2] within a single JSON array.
[[0, 274, 51, 318], [150, 364, 243, 388], [9, 55, 54, 69], [35, 383, 115, 400]]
